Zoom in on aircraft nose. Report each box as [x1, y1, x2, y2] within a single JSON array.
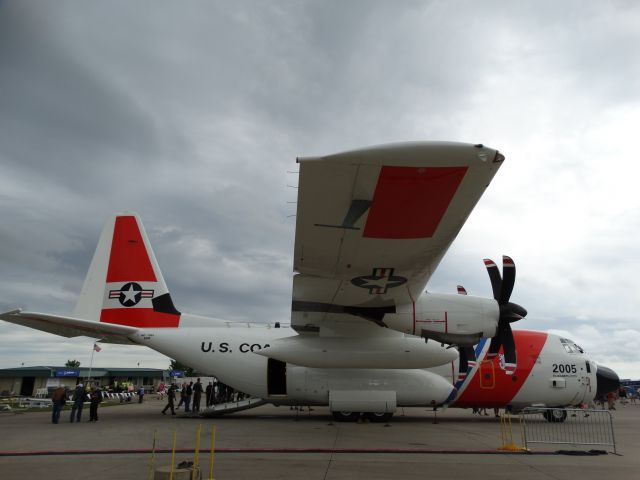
[[596, 365, 620, 398]]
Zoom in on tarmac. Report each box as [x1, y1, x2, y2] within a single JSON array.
[[0, 397, 638, 480]]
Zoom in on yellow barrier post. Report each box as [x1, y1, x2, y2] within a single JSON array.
[[192, 423, 202, 480], [170, 430, 177, 480], [498, 412, 526, 452], [208, 425, 216, 480], [148, 429, 157, 480]]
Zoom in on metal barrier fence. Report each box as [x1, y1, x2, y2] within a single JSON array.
[[521, 407, 616, 454]]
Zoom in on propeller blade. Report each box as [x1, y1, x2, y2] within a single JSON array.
[[458, 346, 477, 381], [458, 346, 476, 372], [456, 285, 468, 295], [483, 258, 502, 301], [499, 256, 516, 304], [487, 335, 501, 359], [482, 256, 525, 372], [501, 324, 517, 375], [459, 347, 468, 373]]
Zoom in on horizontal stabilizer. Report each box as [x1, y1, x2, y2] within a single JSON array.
[[0, 309, 139, 345]]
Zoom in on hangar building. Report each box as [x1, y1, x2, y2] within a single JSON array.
[[0, 366, 167, 397]]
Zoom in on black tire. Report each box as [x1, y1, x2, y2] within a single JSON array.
[[363, 412, 393, 423], [543, 408, 567, 423], [332, 411, 361, 422]]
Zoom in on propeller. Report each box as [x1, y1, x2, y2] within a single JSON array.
[[483, 256, 527, 375]]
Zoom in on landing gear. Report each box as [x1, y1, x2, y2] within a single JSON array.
[[363, 412, 393, 423], [332, 411, 361, 422], [543, 408, 567, 423], [331, 411, 394, 422]]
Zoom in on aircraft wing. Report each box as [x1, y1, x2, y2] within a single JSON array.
[[292, 142, 503, 334], [0, 309, 139, 345]]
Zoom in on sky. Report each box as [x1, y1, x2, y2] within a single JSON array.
[[1, 0, 639, 379]]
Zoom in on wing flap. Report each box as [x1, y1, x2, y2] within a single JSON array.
[[0, 309, 139, 345]]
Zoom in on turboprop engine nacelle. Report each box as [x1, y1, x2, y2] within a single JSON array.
[[257, 334, 457, 369], [383, 293, 499, 346]]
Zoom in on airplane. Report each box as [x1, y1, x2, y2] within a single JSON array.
[[0, 142, 619, 422]]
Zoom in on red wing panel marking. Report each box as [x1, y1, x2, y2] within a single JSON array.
[[453, 331, 547, 408], [100, 308, 180, 328], [106, 216, 157, 282], [363, 166, 468, 239]]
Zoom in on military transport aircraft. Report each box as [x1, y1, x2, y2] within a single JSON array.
[[0, 142, 619, 422]]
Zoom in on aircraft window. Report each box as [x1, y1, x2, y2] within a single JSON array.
[[559, 338, 576, 353], [574, 344, 584, 353]]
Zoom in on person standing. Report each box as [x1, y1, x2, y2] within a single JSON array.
[[205, 381, 213, 408], [89, 386, 102, 422], [618, 386, 628, 405], [157, 382, 166, 400], [50, 386, 67, 424], [177, 383, 186, 410], [70, 383, 86, 423], [192, 378, 203, 412], [184, 381, 193, 412], [162, 384, 176, 415], [138, 385, 145, 403]]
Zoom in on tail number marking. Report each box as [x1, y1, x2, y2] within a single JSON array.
[[552, 363, 577, 375]]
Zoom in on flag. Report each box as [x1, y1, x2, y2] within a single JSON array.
[[93, 343, 102, 352]]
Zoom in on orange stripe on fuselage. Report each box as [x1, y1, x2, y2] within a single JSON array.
[[453, 331, 547, 408]]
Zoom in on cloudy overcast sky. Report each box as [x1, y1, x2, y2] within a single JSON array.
[[1, 0, 639, 379]]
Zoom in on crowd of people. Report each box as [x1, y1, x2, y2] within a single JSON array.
[[50, 382, 104, 424], [160, 378, 246, 416], [596, 385, 639, 410], [49, 377, 247, 423]]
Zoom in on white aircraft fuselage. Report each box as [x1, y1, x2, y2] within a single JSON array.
[[133, 314, 602, 412]]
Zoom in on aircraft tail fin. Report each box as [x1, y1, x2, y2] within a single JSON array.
[[72, 213, 181, 328]]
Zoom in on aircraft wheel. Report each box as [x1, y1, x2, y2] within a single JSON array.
[[364, 412, 393, 423], [332, 411, 361, 422], [543, 408, 567, 423]]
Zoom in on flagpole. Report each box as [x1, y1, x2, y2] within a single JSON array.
[[88, 343, 96, 384]]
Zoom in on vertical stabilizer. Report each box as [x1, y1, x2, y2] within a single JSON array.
[[72, 213, 181, 328]]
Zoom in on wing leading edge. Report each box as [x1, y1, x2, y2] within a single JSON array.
[[0, 309, 139, 345], [292, 142, 503, 334]]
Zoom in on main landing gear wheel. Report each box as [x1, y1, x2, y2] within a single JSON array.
[[332, 411, 361, 422], [543, 408, 567, 423], [364, 412, 393, 423]]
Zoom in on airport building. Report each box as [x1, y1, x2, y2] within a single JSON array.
[[0, 366, 168, 397]]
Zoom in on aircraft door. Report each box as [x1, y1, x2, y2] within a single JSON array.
[[577, 360, 594, 402], [267, 358, 287, 396], [479, 360, 495, 389]]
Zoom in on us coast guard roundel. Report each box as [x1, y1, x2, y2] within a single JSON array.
[[351, 268, 407, 295], [109, 282, 154, 307]]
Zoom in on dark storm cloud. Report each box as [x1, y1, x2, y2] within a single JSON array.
[[0, 0, 639, 375], [0, 3, 163, 189]]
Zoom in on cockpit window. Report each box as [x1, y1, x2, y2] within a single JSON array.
[[559, 337, 584, 354]]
